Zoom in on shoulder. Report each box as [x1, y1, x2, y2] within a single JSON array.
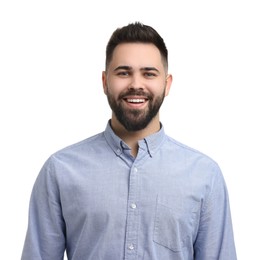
[[165, 134, 215, 160], [41, 131, 105, 167], [54, 131, 105, 156], [163, 134, 222, 177]]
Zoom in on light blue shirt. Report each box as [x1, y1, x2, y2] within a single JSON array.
[[22, 121, 237, 259]]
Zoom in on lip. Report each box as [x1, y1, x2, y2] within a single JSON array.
[[123, 95, 148, 108]]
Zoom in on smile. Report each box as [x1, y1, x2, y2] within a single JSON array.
[[126, 98, 146, 103]]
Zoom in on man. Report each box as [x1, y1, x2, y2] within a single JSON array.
[[21, 22, 237, 259]]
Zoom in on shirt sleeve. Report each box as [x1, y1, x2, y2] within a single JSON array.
[[21, 157, 66, 260], [193, 164, 237, 259]]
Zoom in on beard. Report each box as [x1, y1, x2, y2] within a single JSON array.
[[106, 88, 166, 132]]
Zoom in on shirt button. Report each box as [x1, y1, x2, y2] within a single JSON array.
[[130, 203, 137, 209], [134, 167, 138, 172], [128, 244, 134, 250]]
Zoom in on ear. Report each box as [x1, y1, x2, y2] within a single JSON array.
[[102, 71, 108, 95], [164, 74, 173, 97]]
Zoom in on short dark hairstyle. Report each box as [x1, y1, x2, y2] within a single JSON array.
[[105, 22, 168, 71]]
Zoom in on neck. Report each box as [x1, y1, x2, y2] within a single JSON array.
[[110, 115, 161, 157]]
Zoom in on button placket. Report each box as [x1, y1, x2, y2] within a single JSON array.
[[124, 165, 140, 259]]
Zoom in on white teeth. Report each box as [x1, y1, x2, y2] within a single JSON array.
[[127, 99, 145, 103]]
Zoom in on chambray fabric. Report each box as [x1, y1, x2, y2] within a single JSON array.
[[21, 121, 237, 260]]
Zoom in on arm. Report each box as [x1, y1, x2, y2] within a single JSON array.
[[194, 166, 237, 259], [21, 157, 66, 260]]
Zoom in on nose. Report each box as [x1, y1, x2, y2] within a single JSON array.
[[128, 74, 144, 90]]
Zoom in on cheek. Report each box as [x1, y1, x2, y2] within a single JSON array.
[[107, 78, 129, 93], [149, 80, 167, 95]]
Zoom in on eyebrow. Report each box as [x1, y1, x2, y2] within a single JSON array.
[[114, 66, 160, 73], [114, 66, 132, 72]]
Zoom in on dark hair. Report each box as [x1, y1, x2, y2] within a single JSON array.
[[105, 22, 168, 71]]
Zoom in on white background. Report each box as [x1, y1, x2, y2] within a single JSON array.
[[1, 0, 260, 259]]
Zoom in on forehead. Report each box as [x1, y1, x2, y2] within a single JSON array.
[[110, 43, 164, 69]]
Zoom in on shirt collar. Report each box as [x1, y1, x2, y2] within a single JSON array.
[[104, 120, 166, 157]]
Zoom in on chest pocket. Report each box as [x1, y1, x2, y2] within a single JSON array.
[[153, 196, 200, 252]]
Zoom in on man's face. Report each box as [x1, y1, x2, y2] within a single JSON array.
[[102, 43, 171, 132]]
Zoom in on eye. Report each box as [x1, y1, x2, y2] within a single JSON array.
[[117, 71, 130, 77], [144, 72, 157, 78]]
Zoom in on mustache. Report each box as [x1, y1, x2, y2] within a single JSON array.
[[119, 89, 152, 100]]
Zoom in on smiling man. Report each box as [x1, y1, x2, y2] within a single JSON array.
[[103, 42, 172, 156], [21, 22, 237, 260]]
